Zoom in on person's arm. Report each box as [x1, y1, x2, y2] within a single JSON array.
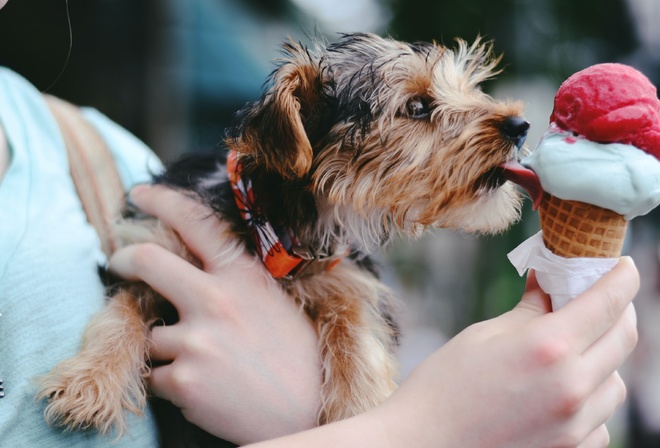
[[245, 259, 637, 448], [110, 184, 638, 447], [110, 185, 322, 444]]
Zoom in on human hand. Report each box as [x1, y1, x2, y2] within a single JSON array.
[[109, 184, 322, 445], [374, 258, 638, 448]]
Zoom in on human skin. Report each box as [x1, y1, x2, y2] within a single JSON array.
[[111, 184, 639, 447], [2, 0, 638, 443], [110, 185, 322, 443]]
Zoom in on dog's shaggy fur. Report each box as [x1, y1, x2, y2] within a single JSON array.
[[37, 32, 529, 436]]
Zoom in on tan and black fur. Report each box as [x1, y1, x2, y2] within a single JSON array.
[[37, 32, 530, 438]]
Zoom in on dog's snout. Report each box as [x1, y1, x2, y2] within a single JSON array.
[[501, 116, 530, 149]]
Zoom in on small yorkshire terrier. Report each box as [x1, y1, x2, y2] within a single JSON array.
[[38, 32, 529, 436]]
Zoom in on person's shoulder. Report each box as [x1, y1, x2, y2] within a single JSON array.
[[80, 107, 163, 187], [0, 66, 23, 80], [0, 67, 39, 92]]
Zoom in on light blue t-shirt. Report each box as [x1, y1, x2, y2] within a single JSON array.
[[0, 68, 162, 446]]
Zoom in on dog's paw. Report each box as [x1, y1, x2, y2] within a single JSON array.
[[37, 356, 146, 436]]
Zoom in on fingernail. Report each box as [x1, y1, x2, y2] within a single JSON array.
[[130, 183, 151, 199], [618, 256, 637, 269]]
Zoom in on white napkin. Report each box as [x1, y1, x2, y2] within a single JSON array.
[[507, 231, 618, 310]]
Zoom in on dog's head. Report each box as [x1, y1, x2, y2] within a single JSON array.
[[229, 33, 528, 250]]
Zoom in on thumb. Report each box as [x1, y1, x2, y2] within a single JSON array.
[[514, 269, 553, 316]]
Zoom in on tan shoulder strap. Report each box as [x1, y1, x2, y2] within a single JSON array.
[[44, 95, 124, 257]]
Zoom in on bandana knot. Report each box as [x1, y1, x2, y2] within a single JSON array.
[[227, 151, 343, 279]]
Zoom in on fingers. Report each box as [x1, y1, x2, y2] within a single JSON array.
[[552, 257, 639, 353], [109, 242, 207, 316], [572, 373, 625, 448], [552, 374, 622, 448], [581, 372, 627, 426], [582, 303, 638, 385], [525, 268, 540, 291], [149, 364, 179, 406], [576, 424, 610, 448], [129, 184, 225, 264], [150, 324, 183, 363], [516, 269, 553, 315]]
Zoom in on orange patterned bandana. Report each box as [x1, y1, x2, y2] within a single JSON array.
[[227, 151, 341, 279]]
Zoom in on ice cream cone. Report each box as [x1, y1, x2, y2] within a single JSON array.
[[539, 192, 627, 258], [506, 63, 659, 309]]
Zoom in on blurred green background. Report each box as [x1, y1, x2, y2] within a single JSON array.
[[1, 1, 659, 446]]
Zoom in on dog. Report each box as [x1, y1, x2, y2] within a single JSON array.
[[37, 32, 529, 437]]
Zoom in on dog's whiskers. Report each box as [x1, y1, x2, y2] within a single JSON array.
[[38, 32, 528, 437]]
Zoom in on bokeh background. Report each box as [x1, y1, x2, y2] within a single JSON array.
[[1, 1, 659, 446]]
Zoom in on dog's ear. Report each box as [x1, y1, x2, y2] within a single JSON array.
[[231, 41, 322, 179]]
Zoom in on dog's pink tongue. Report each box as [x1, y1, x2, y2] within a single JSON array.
[[499, 161, 544, 210]]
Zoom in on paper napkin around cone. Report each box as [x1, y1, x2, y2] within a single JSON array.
[[507, 232, 619, 310]]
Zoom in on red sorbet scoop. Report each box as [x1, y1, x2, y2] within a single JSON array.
[[501, 63, 660, 208], [550, 63, 660, 159]]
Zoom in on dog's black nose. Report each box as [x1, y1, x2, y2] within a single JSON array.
[[501, 116, 530, 149]]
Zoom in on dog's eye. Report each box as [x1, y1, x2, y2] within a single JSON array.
[[406, 97, 430, 118]]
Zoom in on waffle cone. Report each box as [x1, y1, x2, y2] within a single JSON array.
[[539, 193, 628, 258]]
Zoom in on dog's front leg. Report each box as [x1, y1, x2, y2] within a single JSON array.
[[37, 285, 156, 436], [309, 274, 399, 424]]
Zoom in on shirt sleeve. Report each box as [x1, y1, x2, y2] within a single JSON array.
[[80, 107, 164, 189]]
